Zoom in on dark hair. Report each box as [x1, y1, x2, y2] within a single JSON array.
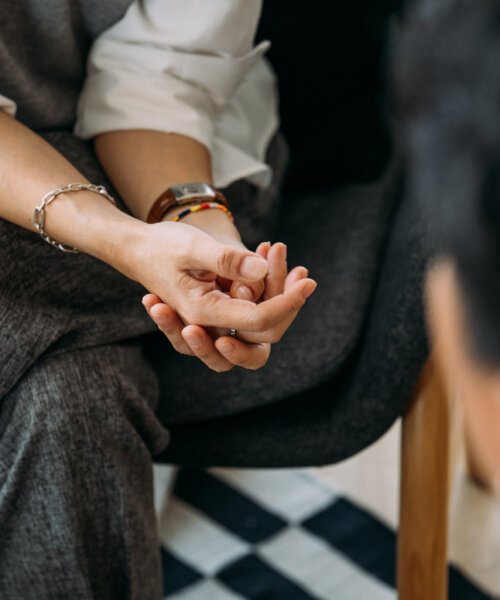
[[395, 0, 500, 364]]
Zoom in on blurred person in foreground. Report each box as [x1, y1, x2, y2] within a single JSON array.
[[397, 0, 500, 495]]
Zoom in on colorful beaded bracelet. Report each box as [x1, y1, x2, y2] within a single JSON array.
[[170, 202, 234, 223]]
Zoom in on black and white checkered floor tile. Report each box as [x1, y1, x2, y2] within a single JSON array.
[[157, 468, 493, 599]]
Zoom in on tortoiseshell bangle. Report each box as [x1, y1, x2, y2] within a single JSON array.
[[170, 202, 234, 223]]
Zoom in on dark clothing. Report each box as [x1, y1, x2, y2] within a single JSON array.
[[395, 0, 500, 365]]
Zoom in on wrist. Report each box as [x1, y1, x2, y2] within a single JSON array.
[[161, 203, 241, 244], [44, 188, 147, 273]]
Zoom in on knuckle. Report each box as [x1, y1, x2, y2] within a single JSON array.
[[215, 247, 237, 275]]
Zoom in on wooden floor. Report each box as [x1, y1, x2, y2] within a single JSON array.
[[318, 419, 500, 597]]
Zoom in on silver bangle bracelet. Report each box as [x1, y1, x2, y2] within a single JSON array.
[[33, 183, 116, 254]]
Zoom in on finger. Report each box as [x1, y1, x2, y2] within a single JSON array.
[[182, 325, 234, 372], [239, 277, 316, 332], [229, 241, 271, 301], [256, 241, 272, 259], [230, 301, 301, 344], [263, 242, 288, 300], [230, 269, 314, 344], [187, 277, 317, 331], [235, 306, 301, 344], [186, 236, 268, 283], [216, 243, 270, 293], [230, 279, 265, 302], [142, 293, 162, 311], [284, 266, 309, 291], [215, 337, 271, 370], [229, 262, 308, 344], [148, 302, 194, 356]]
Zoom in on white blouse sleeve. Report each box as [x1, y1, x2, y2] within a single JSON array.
[[0, 94, 17, 117], [74, 0, 279, 188]]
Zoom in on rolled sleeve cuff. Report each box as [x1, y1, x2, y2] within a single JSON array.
[[74, 37, 270, 151], [75, 69, 215, 150]]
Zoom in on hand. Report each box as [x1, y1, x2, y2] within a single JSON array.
[[124, 219, 316, 338], [158, 200, 267, 303], [143, 241, 315, 371]]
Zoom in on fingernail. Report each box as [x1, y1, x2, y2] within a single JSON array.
[[236, 285, 253, 300], [302, 280, 317, 299], [241, 256, 268, 279], [219, 340, 235, 353], [279, 243, 287, 260]]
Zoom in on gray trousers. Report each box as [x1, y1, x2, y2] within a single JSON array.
[[0, 133, 431, 598], [0, 343, 168, 600]]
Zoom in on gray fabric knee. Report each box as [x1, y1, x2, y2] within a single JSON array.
[[0, 344, 168, 600]]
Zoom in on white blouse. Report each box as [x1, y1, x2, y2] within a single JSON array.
[[1, 0, 279, 189]]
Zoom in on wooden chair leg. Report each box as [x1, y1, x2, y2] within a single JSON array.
[[397, 356, 450, 600]]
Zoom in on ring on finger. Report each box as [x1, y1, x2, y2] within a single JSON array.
[[229, 328, 237, 338]]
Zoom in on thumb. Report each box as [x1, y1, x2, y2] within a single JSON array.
[[192, 238, 268, 282]]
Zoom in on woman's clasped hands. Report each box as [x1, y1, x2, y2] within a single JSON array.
[[136, 217, 316, 372]]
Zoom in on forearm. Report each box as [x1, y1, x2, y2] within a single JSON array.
[[94, 130, 213, 221], [0, 111, 312, 352], [0, 110, 143, 271], [94, 128, 241, 241]]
